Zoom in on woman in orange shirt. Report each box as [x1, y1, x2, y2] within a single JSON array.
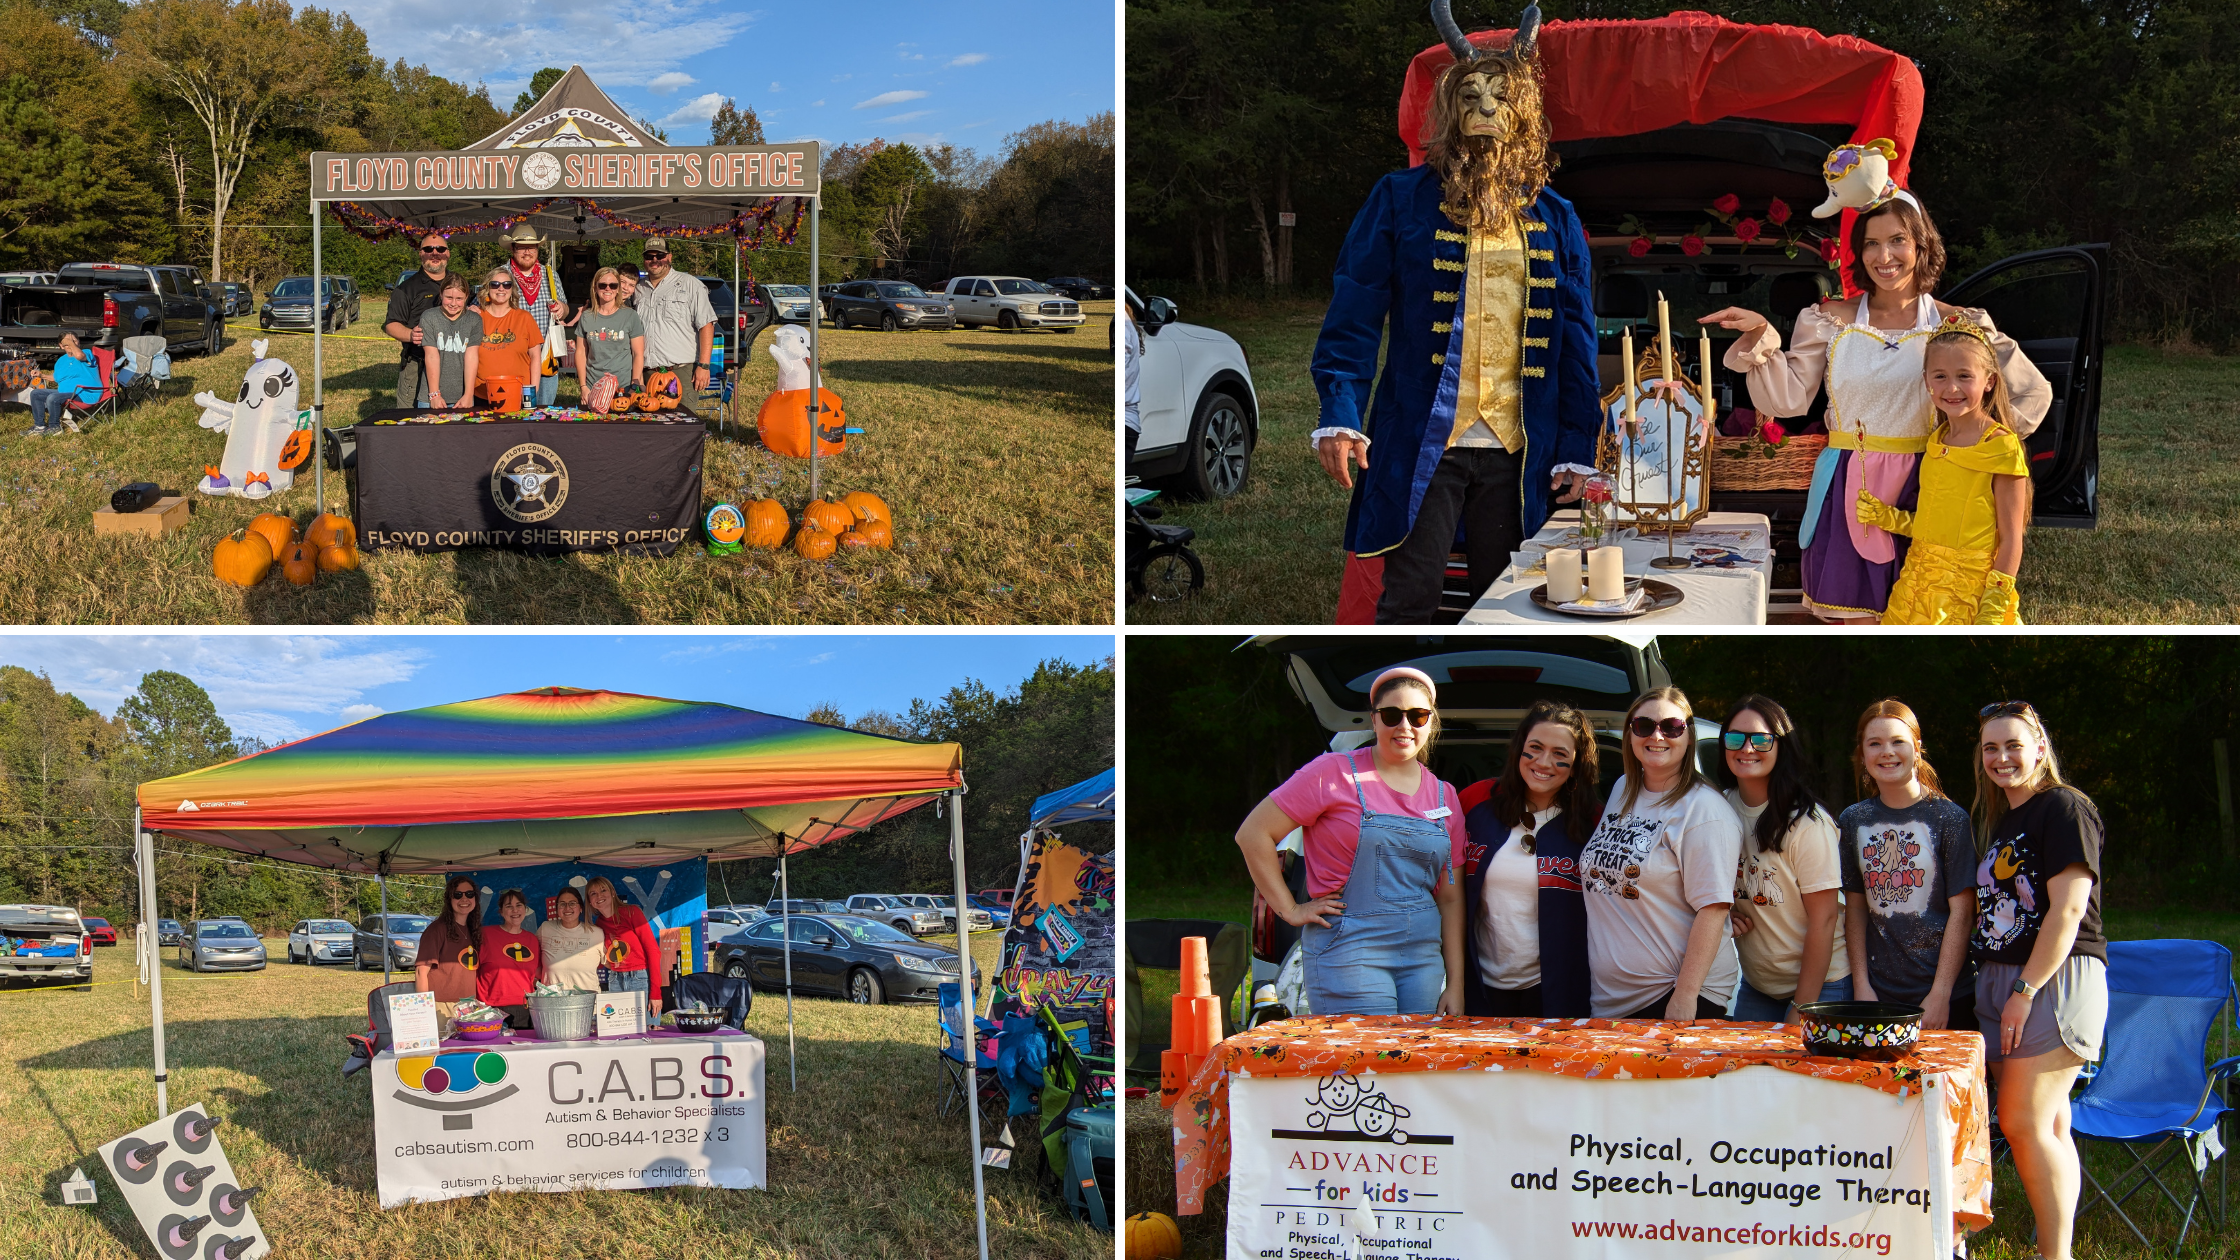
[[475, 267, 543, 405]]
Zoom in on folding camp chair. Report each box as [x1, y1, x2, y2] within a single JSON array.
[[672, 971, 753, 1028], [118, 335, 171, 405], [1035, 1000, 1114, 1231], [937, 979, 1000, 1119], [2072, 939, 2240, 1252], [57, 347, 121, 429], [340, 980, 416, 1078]]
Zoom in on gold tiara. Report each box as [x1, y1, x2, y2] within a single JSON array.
[[1931, 312, 1992, 346]]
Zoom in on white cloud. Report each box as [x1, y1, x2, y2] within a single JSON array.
[[0, 635, 427, 743], [831, 73, 852, 83], [810, 99, 825, 108], [657, 639, 779, 662], [854, 89, 928, 110], [882, 110, 932, 123], [646, 71, 697, 95], [802, 652, 835, 665], [327, 0, 756, 95], [947, 53, 987, 67], [657, 92, 726, 129], [339, 704, 385, 723], [769, 81, 782, 92]]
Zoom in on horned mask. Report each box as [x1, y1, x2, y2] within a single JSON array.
[[1424, 2, 1552, 234]]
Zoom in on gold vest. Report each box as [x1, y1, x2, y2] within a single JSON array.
[[1449, 220, 1527, 452]]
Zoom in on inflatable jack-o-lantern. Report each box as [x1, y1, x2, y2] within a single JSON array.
[[758, 388, 847, 458]]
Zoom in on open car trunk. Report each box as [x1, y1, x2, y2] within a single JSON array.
[[0, 284, 110, 346], [1, 904, 89, 978]]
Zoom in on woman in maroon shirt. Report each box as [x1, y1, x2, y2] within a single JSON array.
[[416, 874, 482, 1025], [586, 876, 661, 1006]]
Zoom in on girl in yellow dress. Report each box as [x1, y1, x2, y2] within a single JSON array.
[[1855, 315, 2030, 624]]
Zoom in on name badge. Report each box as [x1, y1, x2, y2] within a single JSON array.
[[1424, 807, 1452, 819]]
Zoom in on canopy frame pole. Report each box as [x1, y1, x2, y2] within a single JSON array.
[[311, 197, 324, 514], [807, 196, 820, 500], [136, 809, 168, 1118], [729, 235, 740, 438], [379, 865, 391, 987], [949, 786, 989, 1260], [780, 845, 796, 1092]]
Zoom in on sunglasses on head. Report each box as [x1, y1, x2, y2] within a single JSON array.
[[1629, 716, 1688, 740], [420, 245, 449, 254], [1375, 706, 1433, 729], [1980, 700, 2038, 720], [1721, 730, 1775, 751]]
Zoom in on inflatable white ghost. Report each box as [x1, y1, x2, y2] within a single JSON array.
[[195, 340, 311, 499], [766, 325, 825, 392]]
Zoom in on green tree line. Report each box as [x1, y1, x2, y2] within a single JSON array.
[[0, 0, 1111, 302], [1128, 636, 2240, 910], [1127, 0, 2240, 345]]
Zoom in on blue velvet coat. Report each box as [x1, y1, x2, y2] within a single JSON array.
[[1312, 167, 1601, 557]]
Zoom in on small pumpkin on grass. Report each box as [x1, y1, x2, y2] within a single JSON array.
[[801, 498, 853, 537], [305, 512, 355, 551], [839, 490, 891, 527], [280, 541, 319, 586], [793, 526, 837, 560], [1124, 1212, 1182, 1260], [246, 512, 297, 560], [212, 530, 273, 587], [849, 518, 894, 550], [316, 540, 361, 573], [744, 499, 789, 548]]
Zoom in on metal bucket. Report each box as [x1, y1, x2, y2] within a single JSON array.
[[526, 990, 598, 1041]]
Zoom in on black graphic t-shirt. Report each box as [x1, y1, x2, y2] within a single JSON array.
[[1836, 795, 1975, 1006], [1973, 786, 2105, 965]]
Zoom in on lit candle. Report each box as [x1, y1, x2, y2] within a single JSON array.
[[1622, 326, 1637, 426], [1547, 548, 1584, 602], [1587, 545, 1626, 602], [1700, 328, 1716, 428], [1657, 291, 1673, 390]]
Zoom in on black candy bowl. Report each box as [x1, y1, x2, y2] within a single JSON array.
[[1794, 1000, 1924, 1062]]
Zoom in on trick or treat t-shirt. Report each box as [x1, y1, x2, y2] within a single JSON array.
[[1973, 786, 2106, 965], [1836, 794, 1977, 1005], [1579, 777, 1742, 1018]]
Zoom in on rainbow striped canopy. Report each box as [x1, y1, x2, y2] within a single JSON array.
[[136, 687, 962, 873]]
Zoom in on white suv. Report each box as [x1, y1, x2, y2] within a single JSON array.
[[942, 276, 1086, 331], [1126, 287, 1258, 499]]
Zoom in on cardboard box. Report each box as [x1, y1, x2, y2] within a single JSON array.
[[92, 495, 188, 537]]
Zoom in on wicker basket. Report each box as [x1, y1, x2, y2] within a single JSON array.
[[526, 989, 598, 1041], [1712, 431, 1827, 491]]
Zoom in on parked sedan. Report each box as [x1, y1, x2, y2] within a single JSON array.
[[181, 919, 266, 972], [79, 917, 117, 946], [286, 918, 357, 966], [1044, 276, 1111, 301], [352, 913, 429, 972], [711, 913, 980, 1005], [157, 918, 186, 947], [826, 279, 954, 332]]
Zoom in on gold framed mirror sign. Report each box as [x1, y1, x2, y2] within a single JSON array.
[[1595, 302, 1714, 533]]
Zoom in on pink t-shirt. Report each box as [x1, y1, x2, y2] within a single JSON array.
[[1267, 750, 1467, 899]]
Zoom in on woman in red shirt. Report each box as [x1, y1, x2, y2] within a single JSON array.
[[586, 876, 661, 1007], [477, 888, 541, 1028]]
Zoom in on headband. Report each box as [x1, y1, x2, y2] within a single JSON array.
[[1370, 666, 1437, 704]]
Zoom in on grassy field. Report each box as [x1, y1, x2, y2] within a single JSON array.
[[1122, 883, 2240, 1258], [1128, 296, 2240, 625], [0, 308, 1115, 624], [0, 932, 1105, 1260]]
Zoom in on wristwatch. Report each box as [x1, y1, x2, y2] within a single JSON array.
[[694, 361, 709, 370], [2012, 976, 2041, 998]]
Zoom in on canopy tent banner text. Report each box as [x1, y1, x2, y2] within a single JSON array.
[[314, 145, 819, 202]]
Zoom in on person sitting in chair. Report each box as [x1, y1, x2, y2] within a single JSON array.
[[26, 333, 99, 437]]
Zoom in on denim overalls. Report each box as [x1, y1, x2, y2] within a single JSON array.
[[1302, 749, 1451, 1016]]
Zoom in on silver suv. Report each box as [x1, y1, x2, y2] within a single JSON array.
[[845, 894, 945, 937], [896, 893, 993, 934], [286, 918, 356, 966], [942, 276, 1084, 332]]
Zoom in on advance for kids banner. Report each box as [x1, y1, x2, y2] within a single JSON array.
[[1227, 1065, 1954, 1260], [468, 858, 707, 978]]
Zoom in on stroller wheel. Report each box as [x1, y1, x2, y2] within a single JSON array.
[[1132, 542, 1204, 604]]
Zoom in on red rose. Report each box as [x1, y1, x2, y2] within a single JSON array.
[[1767, 198, 1791, 226], [1582, 478, 1613, 504], [1820, 237, 1841, 263], [1681, 235, 1705, 257], [1735, 218, 1762, 244], [1760, 419, 1787, 447], [1627, 236, 1652, 257], [1713, 193, 1741, 215]]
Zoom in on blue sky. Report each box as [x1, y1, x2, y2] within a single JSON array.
[[0, 633, 1112, 745], [333, 1, 1116, 151]]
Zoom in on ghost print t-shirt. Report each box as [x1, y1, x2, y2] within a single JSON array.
[[1579, 777, 1742, 1017], [417, 305, 483, 404], [1837, 795, 1975, 1006], [1973, 786, 2105, 965]]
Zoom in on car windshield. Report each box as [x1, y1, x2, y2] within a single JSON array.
[[199, 923, 254, 939], [161, 920, 181, 929], [831, 917, 915, 944], [82, 918, 107, 926], [270, 278, 334, 298], [993, 279, 1049, 296], [876, 283, 927, 298], [385, 916, 430, 933], [767, 285, 808, 299], [306, 920, 351, 933]]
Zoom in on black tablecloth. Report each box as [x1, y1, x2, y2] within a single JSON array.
[[349, 408, 704, 556]]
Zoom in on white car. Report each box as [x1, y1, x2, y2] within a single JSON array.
[[1126, 286, 1258, 499], [286, 917, 356, 966], [942, 276, 1085, 331]]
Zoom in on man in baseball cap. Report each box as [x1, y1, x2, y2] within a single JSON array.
[[634, 236, 715, 399]]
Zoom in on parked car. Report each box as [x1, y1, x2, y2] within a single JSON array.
[[0, 262, 221, 360], [286, 918, 357, 966], [697, 274, 766, 354], [825, 279, 954, 332], [843, 894, 946, 937], [764, 899, 826, 916], [967, 894, 1012, 929], [704, 905, 768, 945], [1044, 276, 1111, 301], [0, 270, 56, 287], [261, 276, 356, 332], [0, 903, 91, 984], [710, 912, 982, 1005], [352, 913, 429, 972], [762, 283, 815, 325], [76, 916, 117, 946], [157, 918, 186, 947], [1125, 285, 1259, 501], [218, 282, 251, 317], [895, 893, 993, 933], [943, 275, 1083, 332], [976, 888, 1016, 908], [181, 919, 266, 972]]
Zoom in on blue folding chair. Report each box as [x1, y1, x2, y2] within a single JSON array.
[[937, 980, 999, 1119], [2071, 939, 2240, 1252]]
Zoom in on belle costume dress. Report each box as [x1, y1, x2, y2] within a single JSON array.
[[1722, 294, 2049, 620], [1879, 420, 2030, 624]]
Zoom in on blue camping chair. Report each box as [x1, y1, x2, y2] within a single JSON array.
[[2071, 939, 2240, 1252], [938, 980, 1000, 1119]]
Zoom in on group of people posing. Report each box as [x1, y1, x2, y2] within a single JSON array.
[[414, 873, 664, 1028], [1239, 668, 2107, 1259], [383, 226, 718, 413]]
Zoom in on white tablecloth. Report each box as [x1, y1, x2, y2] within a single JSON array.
[[1462, 511, 1772, 625]]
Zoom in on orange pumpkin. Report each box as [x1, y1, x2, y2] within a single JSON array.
[[839, 529, 875, 552], [646, 370, 681, 410], [280, 541, 318, 586], [744, 499, 789, 548], [802, 499, 853, 537], [840, 490, 891, 526], [246, 512, 297, 560], [306, 512, 355, 550], [316, 541, 360, 573], [1124, 1212, 1182, 1260], [793, 526, 837, 560], [852, 519, 894, 550], [756, 387, 848, 458], [212, 530, 272, 587], [277, 429, 315, 470]]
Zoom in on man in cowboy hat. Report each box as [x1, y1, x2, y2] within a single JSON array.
[[501, 224, 569, 405], [1312, 3, 1601, 623]]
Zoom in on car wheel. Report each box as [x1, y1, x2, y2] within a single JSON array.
[[848, 968, 885, 1005], [880, 312, 897, 333], [1175, 389, 1252, 500], [998, 310, 1018, 332], [353, 952, 364, 971], [724, 959, 750, 980]]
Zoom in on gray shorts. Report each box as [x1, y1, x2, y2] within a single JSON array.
[[1976, 954, 2107, 1064]]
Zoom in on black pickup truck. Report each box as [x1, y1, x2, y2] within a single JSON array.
[[0, 262, 222, 360]]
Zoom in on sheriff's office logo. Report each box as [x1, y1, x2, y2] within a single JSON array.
[[492, 443, 568, 522], [457, 945, 477, 971], [607, 939, 631, 966], [503, 941, 534, 963], [521, 151, 563, 189]]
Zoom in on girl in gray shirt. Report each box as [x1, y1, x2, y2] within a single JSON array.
[[417, 274, 482, 408]]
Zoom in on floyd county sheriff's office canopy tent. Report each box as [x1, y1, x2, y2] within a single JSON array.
[[299, 65, 839, 507], [134, 686, 1000, 1259]]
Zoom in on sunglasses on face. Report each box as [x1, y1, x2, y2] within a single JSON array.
[[1722, 731, 1775, 751], [450, 890, 476, 901], [642, 252, 669, 261], [484, 280, 512, 288], [1375, 706, 1433, 729], [1630, 717, 1688, 740], [420, 245, 449, 254], [596, 282, 620, 290]]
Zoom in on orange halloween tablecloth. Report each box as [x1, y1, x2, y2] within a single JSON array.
[[1171, 1015, 1991, 1232]]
